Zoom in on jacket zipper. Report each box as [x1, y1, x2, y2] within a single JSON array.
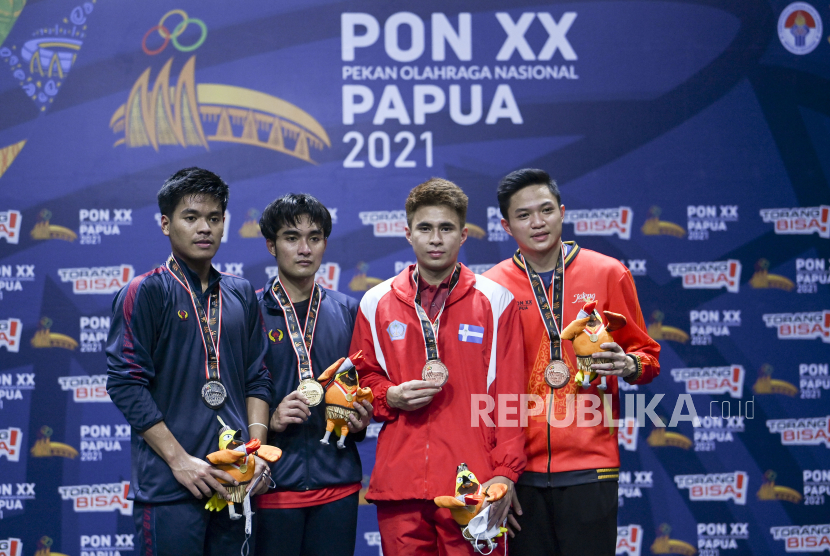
[[546, 387, 552, 486]]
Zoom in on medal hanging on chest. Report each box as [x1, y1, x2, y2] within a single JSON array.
[[413, 264, 461, 387], [518, 247, 570, 390], [166, 255, 227, 409], [271, 279, 325, 407]]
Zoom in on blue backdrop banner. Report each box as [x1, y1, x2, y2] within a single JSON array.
[[1, 1, 829, 555]]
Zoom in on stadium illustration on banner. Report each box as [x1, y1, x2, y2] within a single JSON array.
[[109, 56, 331, 164], [1, 1, 828, 554]]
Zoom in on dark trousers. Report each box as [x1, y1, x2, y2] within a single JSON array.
[[133, 498, 248, 556], [254, 492, 359, 556], [510, 482, 618, 556]]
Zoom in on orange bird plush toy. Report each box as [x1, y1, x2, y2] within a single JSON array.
[[561, 300, 627, 390], [434, 463, 508, 552], [205, 416, 282, 516], [318, 351, 374, 449]]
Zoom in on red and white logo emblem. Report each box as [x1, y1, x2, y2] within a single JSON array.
[[668, 260, 741, 293], [315, 262, 341, 291], [565, 207, 632, 239], [58, 481, 132, 515], [767, 416, 830, 448], [618, 417, 638, 452], [0, 428, 22, 462], [778, 3, 823, 55], [771, 524, 830, 552], [0, 319, 22, 353], [763, 311, 830, 342], [615, 525, 643, 556], [671, 365, 745, 398], [0, 539, 23, 556], [58, 265, 134, 294], [0, 211, 22, 244], [761, 206, 830, 238], [58, 375, 111, 403], [674, 472, 748, 505], [359, 211, 407, 237]]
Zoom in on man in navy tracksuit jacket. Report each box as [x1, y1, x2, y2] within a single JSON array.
[[254, 193, 372, 556], [106, 168, 272, 556]]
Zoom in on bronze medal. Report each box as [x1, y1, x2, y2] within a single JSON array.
[[297, 378, 324, 407], [412, 265, 461, 389], [422, 359, 449, 386], [516, 247, 570, 392], [544, 360, 570, 389], [201, 380, 227, 409]]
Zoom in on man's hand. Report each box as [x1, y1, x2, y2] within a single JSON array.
[[168, 453, 236, 500], [386, 380, 442, 411], [346, 399, 374, 433], [270, 391, 311, 432], [591, 342, 635, 378], [480, 476, 517, 531], [247, 454, 271, 495], [503, 485, 522, 537]]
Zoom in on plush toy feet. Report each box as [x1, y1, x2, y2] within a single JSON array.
[[320, 431, 332, 445], [598, 376, 607, 390], [205, 492, 228, 512], [337, 436, 347, 449]]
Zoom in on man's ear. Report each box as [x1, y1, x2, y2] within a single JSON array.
[[160, 215, 170, 237], [405, 226, 412, 244], [500, 218, 514, 238], [459, 226, 468, 246], [265, 238, 277, 257]]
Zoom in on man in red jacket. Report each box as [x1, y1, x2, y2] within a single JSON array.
[[483, 168, 660, 556], [350, 178, 526, 555]]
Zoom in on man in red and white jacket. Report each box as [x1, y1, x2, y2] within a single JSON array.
[[350, 178, 526, 555]]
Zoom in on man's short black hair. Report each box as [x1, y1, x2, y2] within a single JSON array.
[[259, 193, 333, 241], [497, 168, 562, 220], [157, 167, 229, 217]]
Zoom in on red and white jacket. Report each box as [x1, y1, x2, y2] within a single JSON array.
[[350, 264, 527, 502]]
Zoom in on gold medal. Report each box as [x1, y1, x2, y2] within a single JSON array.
[[297, 378, 324, 407], [544, 360, 570, 389], [422, 360, 449, 386]]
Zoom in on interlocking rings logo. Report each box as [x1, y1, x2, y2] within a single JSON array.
[[142, 10, 207, 56]]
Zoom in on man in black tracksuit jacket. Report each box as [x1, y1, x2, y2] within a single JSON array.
[[255, 193, 372, 556], [106, 168, 272, 556]]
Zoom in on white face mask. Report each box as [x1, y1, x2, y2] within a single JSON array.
[[463, 507, 503, 555]]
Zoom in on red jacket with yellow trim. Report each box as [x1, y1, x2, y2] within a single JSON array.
[[349, 264, 526, 502], [483, 243, 660, 482]]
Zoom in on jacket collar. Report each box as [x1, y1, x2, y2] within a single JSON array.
[[391, 263, 476, 308], [511, 241, 580, 273], [262, 275, 327, 311], [173, 256, 222, 296]]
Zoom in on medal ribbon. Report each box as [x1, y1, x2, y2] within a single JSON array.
[[165, 254, 222, 381], [518, 246, 565, 362], [412, 264, 461, 362], [270, 279, 322, 381]]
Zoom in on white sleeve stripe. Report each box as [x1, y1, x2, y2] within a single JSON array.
[[358, 277, 395, 377], [472, 274, 514, 390]]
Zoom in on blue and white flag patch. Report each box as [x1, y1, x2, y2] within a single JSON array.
[[458, 323, 484, 344]]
